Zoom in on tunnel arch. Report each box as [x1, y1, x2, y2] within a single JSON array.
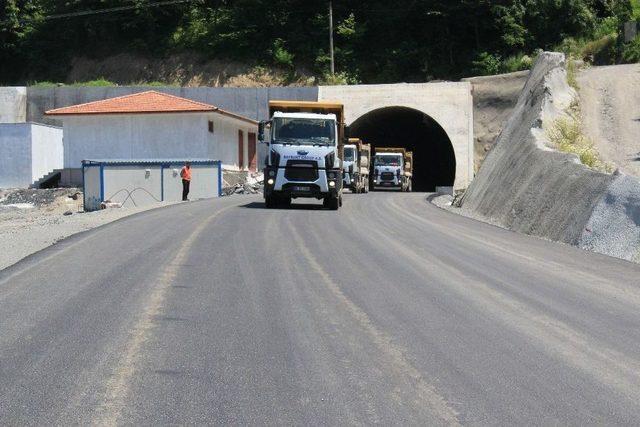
[[349, 106, 456, 192]]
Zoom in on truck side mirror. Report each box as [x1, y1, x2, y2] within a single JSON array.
[[258, 121, 266, 143]]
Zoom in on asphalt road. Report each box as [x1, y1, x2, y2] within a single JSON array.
[[2, 192, 640, 425]]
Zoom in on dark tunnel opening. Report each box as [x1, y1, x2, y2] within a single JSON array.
[[349, 107, 456, 192]]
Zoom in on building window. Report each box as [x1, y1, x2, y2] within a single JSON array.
[[208, 120, 214, 133]]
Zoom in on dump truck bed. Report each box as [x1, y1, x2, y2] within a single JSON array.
[[374, 147, 407, 155]]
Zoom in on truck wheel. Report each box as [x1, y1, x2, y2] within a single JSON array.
[[265, 195, 276, 208], [279, 196, 292, 208], [323, 195, 339, 210]]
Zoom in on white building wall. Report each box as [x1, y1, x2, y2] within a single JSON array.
[[31, 124, 63, 183], [83, 162, 220, 211], [0, 123, 63, 188], [102, 166, 162, 207], [83, 165, 102, 211], [64, 113, 209, 167], [0, 123, 31, 188], [206, 113, 258, 171], [63, 112, 257, 170]]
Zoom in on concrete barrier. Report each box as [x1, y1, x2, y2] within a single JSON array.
[[460, 52, 640, 262]]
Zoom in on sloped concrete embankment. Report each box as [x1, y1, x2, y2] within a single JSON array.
[[459, 52, 640, 262]]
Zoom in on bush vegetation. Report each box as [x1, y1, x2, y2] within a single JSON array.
[[1, 0, 638, 85], [547, 117, 613, 173]]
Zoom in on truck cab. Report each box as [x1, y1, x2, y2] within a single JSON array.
[[342, 139, 370, 193], [260, 101, 344, 210], [373, 148, 412, 191], [342, 144, 357, 189]]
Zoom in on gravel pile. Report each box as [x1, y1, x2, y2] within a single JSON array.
[[0, 188, 81, 208]]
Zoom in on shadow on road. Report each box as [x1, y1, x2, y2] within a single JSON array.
[[240, 202, 327, 210]]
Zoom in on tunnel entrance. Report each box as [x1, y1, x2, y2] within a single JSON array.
[[349, 107, 456, 192]]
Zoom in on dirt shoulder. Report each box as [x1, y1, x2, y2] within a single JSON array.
[[0, 188, 177, 271], [577, 63, 640, 177]]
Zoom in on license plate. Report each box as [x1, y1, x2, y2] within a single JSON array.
[[292, 186, 310, 192]]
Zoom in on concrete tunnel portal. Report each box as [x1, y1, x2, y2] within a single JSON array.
[[349, 107, 456, 192]]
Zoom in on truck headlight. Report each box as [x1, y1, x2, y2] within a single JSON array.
[[267, 178, 274, 185], [329, 181, 336, 187], [328, 171, 336, 179], [268, 170, 276, 177]]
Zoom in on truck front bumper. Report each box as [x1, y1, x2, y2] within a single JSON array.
[[264, 166, 342, 199], [373, 175, 401, 187]]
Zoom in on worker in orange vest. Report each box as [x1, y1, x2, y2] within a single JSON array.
[[180, 162, 192, 201]]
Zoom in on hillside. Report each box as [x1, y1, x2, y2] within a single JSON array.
[[2, 1, 639, 86]]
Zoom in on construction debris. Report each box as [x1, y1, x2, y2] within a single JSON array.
[[0, 188, 81, 209], [222, 172, 264, 196], [100, 201, 123, 209]]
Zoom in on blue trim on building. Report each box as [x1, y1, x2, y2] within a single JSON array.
[[81, 163, 86, 211], [217, 160, 222, 197], [99, 164, 105, 202], [160, 164, 165, 202], [83, 159, 219, 167]]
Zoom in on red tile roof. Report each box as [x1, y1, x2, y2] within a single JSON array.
[[46, 91, 217, 115], [44, 91, 259, 125]]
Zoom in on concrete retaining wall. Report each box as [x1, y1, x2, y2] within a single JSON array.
[[27, 86, 318, 126], [0, 87, 27, 123], [460, 52, 640, 262]]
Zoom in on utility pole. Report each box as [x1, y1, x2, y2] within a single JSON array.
[[329, 0, 335, 75]]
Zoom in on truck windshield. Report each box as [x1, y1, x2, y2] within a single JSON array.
[[375, 155, 401, 166], [344, 147, 355, 161], [272, 118, 336, 146]]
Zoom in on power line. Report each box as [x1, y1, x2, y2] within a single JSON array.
[[1, 0, 195, 27]]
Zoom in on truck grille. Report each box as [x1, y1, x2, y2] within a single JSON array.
[[381, 172, 395, 181], [285, 168, 318, 181]]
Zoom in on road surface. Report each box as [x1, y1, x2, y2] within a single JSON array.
[[1, 193, 640, 425]]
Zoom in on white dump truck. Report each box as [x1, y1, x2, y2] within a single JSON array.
[[259, 101, 345, 210], [342, 138, 371, 193], [372, 147, 413, 192]]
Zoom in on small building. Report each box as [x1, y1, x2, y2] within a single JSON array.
[[82, 159, 222, 211], [0, 122, 63, 188], [46, 91, 261, 185]]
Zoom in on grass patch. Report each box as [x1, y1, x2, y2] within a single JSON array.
[[30, 81, 61, 87], [547, 116, 613, 173], [30, 78, 117, 87], [566, 58, 579, 91], [70, 78, 116, 87]]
